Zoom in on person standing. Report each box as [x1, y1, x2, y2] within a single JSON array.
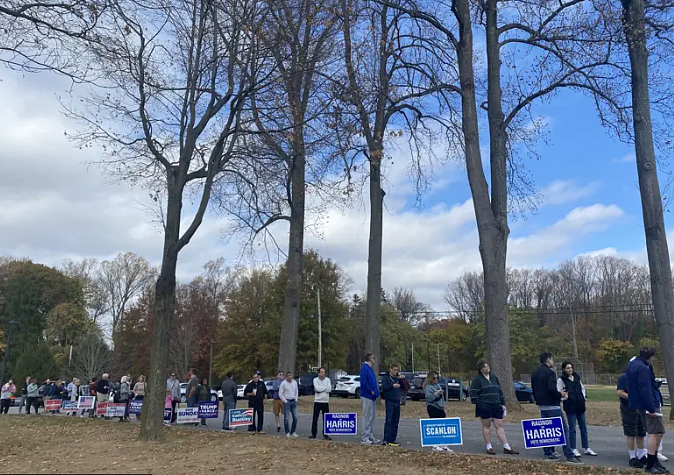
[[186, 370, 199, 409], [167, 372, 181, 423], [133, 375, 147, 421], [26, 379, 39, 415], [69, 378, 80, 417], [617, 371, 648, 468], [470, 360, 519, 455], [279, 372, 299, 437], [53, 379, 66, 413], [1, 380, 16, 414], [87, 377, 98, 418], [221, 372, 237, 432], [381, 363, 403, 447], [310, 367, 332, 440], [42, 379, 52, 410], [244, 373, 267, 434], [424, 372, 453, 452], [198, 378, 210, 426], [557, 361, 597, 458], [118, 376, 131, 422], [67, 377, 77, 401], [531, 352, 582, 464], [96, 374, 111, 419], [626, 347, 668, 474], [271, 372, 285, 433], [359, 353, 380, 445], [19, 377, 30, 414]]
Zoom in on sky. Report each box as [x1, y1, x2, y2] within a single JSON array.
[[0, 67, 670, 311]]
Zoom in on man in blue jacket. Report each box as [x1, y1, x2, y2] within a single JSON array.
[[359, 353, 380, 445], [381, 363, 403, 447], [626, 347, 667, 474]]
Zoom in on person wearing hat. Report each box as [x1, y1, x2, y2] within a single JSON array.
[[626, 347, 667, 474]]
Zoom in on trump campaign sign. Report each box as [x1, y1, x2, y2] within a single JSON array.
[[324, 413, 357, 436], [521, 417, 566, 449], [419, 418, 463, 447], [198, 401, 218, 419], [228, 408, 254, 427], [129, 399, 143, 415]]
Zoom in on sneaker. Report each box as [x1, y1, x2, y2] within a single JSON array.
[[361, 438, 373, 445], [572, 449, 581, 457], [585, 448, 598, 456], [629, 457, 645, 468], [504, 448, 519, 455], [544, 454, 559, 461], [642, 456, 649, 466], [432, 446, 444, 452], [257, 431, 265, 435], [323, 435, 332, 441], [656, 461, 668, 472], [486, 448, 496, 455], [645, 466, 669, 474], [291, 433, 299, 438], [659, 453, 669, 463], [286, 433, 291, 438], [386, 442, 400, 447], [309, 435, 316, 439], [441, 447, 454, 453], [566, 457, 584, 465], [371, 438, 381, 445]]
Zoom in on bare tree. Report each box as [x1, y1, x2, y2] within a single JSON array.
[[60, 258, 109, 327], [99, 252, 154, 340], [70, 328, 110, 382], [391, 287, 429, 326], [445, 272, 485, 323], [66, 0, 266, 440]]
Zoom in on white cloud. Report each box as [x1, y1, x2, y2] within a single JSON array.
[[613, 153, 635, 164], [540, 180, 599, 206]]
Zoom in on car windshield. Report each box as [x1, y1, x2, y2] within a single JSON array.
[[338, 377, 351, 382]]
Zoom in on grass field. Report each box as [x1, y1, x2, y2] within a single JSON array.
[[0, 416, 627, 474]]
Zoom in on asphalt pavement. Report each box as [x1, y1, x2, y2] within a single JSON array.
[[6, 405, 669, 470]]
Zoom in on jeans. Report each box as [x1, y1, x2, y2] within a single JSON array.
[[222, 401, 236, 429], [540, 408, 574, 459], [284, 399, 298, 434], [567, 411, 589, 450], [311, 402, 330, 437], [361, 397, 376, 441], [19, 395, 27, 413], [384, 400, 401, 443]]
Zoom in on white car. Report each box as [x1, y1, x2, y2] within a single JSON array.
[[179, 383, 218, 403], [237, 385, 245, 399], [333, 375, 360, 398]]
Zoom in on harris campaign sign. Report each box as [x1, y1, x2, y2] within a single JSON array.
[[521, 417, 566, 449]]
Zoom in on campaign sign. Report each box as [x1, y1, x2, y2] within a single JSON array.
[[228, 408, 254, 427], [419, 418, 463, 447], [324, 413, 357, 436], [46, 399, 62, 411], [95, 402, 109, 416], [78, 396, 95, 410], [198, 401, 218, 419], [521, 417, 566, 449], [164, 408, 172, 422], [129, 399, 143, 415], [177, 406, 200, 424], [107, 403, 127, 418], [62, 401, 79, 413]]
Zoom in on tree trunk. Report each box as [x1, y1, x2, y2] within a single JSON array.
[[622, 0, 674, 419], [365, 149, 383, 370], [277, 130, 306, 374], [140, 172, 182, 441]]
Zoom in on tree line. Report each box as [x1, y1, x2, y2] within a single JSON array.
[[2, 0, 674, 439]]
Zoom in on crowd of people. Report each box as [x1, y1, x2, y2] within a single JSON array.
[[0, 347, 669, 473]]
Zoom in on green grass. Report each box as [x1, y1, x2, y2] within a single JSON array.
[[585, 386, 618, 402]]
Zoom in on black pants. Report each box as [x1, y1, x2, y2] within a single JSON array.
[[171, 400, 179, 423], [249, 403, 264, 432], [311, 402, 330, 436], [384, 400, 401, 443], [427, 405, 446, 419], [0, 399, 10, 414], [26, 397, 39, 414]]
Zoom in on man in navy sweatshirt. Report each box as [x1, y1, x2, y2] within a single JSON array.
[[381, 363, 403, 447], [359, 353, 380, 445], [626, 347, 667, 474]]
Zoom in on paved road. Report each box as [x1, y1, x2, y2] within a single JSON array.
[[7, 406, 669, 470]]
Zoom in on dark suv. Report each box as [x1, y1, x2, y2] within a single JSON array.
[[408, 376, 468, 401], [297, 374, 315, 396]]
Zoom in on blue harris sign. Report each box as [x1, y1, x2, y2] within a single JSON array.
[[521, 417, 566, 449], [419, 418, 463, 447], [324, 413, 357, 436]]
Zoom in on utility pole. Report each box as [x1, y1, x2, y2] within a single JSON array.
[[411, 342, 415, 373], [437, 344, 441, 374], [317, 287, 322, 368]]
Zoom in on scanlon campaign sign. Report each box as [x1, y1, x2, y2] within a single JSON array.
[[324, 413, 357, 436], [419, 418, 463, 447], [521, 417, 566, 449]]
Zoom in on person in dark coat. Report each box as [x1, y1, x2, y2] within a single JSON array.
[[380, 363, 402, 447], [557, 361, 597, 458]]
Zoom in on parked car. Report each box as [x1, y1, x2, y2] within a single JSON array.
[[656, 378, 671, 406], [179, 383, 218, 403], [407, 376, 468, 401], [378, 372, 411, 405], [333, 375, 360, 398], [297, 375, 315, 395], [514, 380, 535, 403], [237, 384, 245, 400], [408, 376, 426, 401]]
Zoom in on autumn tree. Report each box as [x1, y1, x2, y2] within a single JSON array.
[[60, 258, 109, 328], [66, 0, 269, 440]]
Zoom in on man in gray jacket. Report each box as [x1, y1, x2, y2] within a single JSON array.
[[221, 372, 238, 431]]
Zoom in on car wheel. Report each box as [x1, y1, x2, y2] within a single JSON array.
[[355, 388, 360, 399]]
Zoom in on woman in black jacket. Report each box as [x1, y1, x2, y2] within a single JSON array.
[[557, 361, 597, 458]]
